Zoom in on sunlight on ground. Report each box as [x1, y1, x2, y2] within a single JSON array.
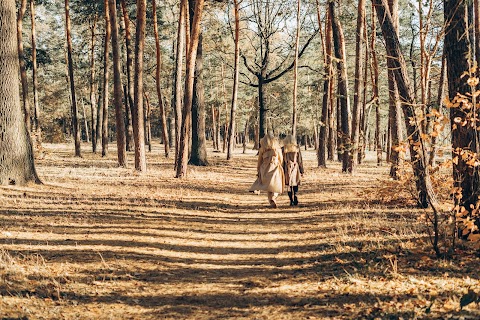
[[1, 142, 479, 319]]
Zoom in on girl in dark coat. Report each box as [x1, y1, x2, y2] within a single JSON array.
[[282, 135, 304, 206]]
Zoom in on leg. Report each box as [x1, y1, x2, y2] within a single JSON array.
[[293, 186, 299, 205], [268, 192, 278, 208], [287, 186, 294, 206]]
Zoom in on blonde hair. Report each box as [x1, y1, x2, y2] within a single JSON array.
[[283, 135, 297, 147], [260, 133, 280, 150], [283, 135, 299, 153]]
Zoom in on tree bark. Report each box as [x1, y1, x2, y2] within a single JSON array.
[[101, 0, 111, 157], [387, 0, 403, 179], [17, 0, 30, 131], [227, 0, 240, 160], [291, 0, 301, 137], [30, 0, 40, 141], [120, 0, 134, 152], [173, 0, 186, 167], [65, 0, 81, 157], [429, 49, 446, 167], [175, 0, 205, 178], [0, 0, 40, 185], [370, 6, 381, 166], [374, 0, 437, 208], [153, 0, 170, 158], [317, 0, 331, 167], [445, 0, 480, 216], [330, 1, 351, 172], [109, 0, 127, 167], [190, 34, 208, 165], [89, 14, 98, 153], [133, 0, 147, 171], [350, 0, 366, 172], [188, 0, 208, 166]]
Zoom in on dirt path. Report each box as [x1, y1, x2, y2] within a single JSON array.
[[1, 143, 479, 319]]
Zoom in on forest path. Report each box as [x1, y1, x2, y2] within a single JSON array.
[[1, 143, 479, 319]]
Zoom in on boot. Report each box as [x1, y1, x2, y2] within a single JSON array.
[[288, 192, 294, 206], [293, 195, 298, 206]]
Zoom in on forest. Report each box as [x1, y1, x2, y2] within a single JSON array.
[[1, 0, 480, 318]]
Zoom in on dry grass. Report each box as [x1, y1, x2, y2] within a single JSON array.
[[0, 142, 479, 319]]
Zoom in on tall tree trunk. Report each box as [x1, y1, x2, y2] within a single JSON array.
[[227, 0, 240, 160], [0, 0, 40, 185], [190, 34, 208, 165], [81, 98, 89, 142], [109, 0, 127, 167], [475, 0, 480, 71], [144, 91, 152, 152], [445, 0, 480, 220], [212, 105, 218, 150], [350, 0, 366, 172], [387, 0, 403, 179], [374, 0, 437, 208], [30, 0, 40, 140], [258, 77, 268, 139], [429, 49, 446, 167], [371, 5, 381, 166], [173, 0, 186, 167], [17, 0, 30, 132], [120, 0, 134, 152], [221, 62, 228, 153], [101, 0, 111, 157], [89, 14, 98, 153], [317, 0, 331, 167], [291, 0, 301, 137], [330, 1, 351, 172], [188, 0, 208, 165], [133, 0, 147, 171], [65, 0, 81, 157], [175, 0, 205, 178], [153, 0, 170, 158]]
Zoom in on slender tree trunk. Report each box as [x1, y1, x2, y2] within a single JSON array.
[[101, 0, 111, 157], [176, 0, 205, 178], [291, 0, 301, 137], [350, 0, 366, 172], [227, 0, 240, 160], [330, 1, 351, 172], [0, 0, 40, 185], [65, 0, 81, 157], [445, 0, 480, 218], [173, 0, 186, 167], [475, 0, 480, 71], [374, 0, 437, 208], [120, 0, 134, 152], [317, 0, 331, 167], [133, 0, 147, 171], [17, 0, 30, 131], [153, 0, 170, 158], [429, 49, 446, 167], [81, 98, 89, 142], [387, 0, 403, 179], [30, 0, 40, 140], [109, 0, 127, 167], [187, 0, 208, 165], [89, 14, 98, 153], [144, 91, 152, 152], [212, 105, 218, 150], [371, 5, 381, 166], [221, 62, 228, 153], [190, 33, 208, 165], [258, 77, 268, 139]]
